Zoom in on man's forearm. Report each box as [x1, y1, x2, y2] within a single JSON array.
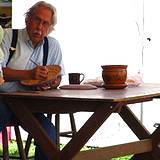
[[3, 67, 32, 81]]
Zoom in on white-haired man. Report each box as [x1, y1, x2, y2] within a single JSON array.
[[0, 1, 65, 159]]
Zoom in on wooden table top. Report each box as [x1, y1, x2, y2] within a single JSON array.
[[1, 83, 160, 103]]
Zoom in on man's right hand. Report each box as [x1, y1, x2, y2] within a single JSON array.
[[30, 66, 49, 80]]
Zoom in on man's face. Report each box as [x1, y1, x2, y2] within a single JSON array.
[[26, 6, 52, 47]]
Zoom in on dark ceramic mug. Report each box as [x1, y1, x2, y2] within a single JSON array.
[[68, 73, 85, 84]]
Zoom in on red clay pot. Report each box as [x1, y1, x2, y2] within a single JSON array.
[[101, 65, 127, 84]]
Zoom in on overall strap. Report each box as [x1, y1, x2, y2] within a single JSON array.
[[7, 29, 18, 65], [7, 30, 49, 66], [43, 37, 48, 66]]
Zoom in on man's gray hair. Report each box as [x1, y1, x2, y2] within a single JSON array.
[[25, 1, 57, 32]]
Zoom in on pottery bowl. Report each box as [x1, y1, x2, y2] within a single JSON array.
[[101, 65, 127, 84]]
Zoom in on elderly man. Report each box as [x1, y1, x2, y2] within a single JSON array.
[[0, 1, 65, 160]]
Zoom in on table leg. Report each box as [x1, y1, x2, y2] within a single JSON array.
[[119, 105, 160, 160], [150, 125, 160, 159], [7, 99, 60, 160], [119, 105, 150, 139], [60, 103, 116, 160]]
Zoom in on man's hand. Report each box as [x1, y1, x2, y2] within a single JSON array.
[[3, 66, 48, 81], [3, 65, 62, 91], [33, 75, 61, 91], [31, 66, 49, 80]]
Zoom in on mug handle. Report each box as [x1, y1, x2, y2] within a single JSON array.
[[80, 73, 85, 83]]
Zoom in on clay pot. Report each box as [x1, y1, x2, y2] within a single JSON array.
[[101, 65, 127, 85]]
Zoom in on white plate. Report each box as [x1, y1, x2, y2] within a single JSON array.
[[59, 84, 97, 90]]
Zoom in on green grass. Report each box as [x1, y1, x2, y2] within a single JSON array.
[[112, 155, 133, 160], [0, 140, 35, 158], [0, 140, 132, 160]]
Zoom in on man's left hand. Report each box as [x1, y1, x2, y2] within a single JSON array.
[[33, 75, 61, 91]]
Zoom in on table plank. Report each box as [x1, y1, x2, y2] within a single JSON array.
[[1, 83, 160, 103], [73, 139, 152, 160]]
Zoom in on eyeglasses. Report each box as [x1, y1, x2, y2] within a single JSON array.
[[31, 16, 51, 28]]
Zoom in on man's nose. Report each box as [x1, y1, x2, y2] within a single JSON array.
[[37, 22, 43, 29]]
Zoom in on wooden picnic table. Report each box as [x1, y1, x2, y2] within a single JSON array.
[[1, 83, 160, 160]]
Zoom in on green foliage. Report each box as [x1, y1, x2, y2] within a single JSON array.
[[112, 155, 133, 160], [0, 140, 35, 157]]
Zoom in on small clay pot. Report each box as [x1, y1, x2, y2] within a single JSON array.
[[101, 65, 127, 84]]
